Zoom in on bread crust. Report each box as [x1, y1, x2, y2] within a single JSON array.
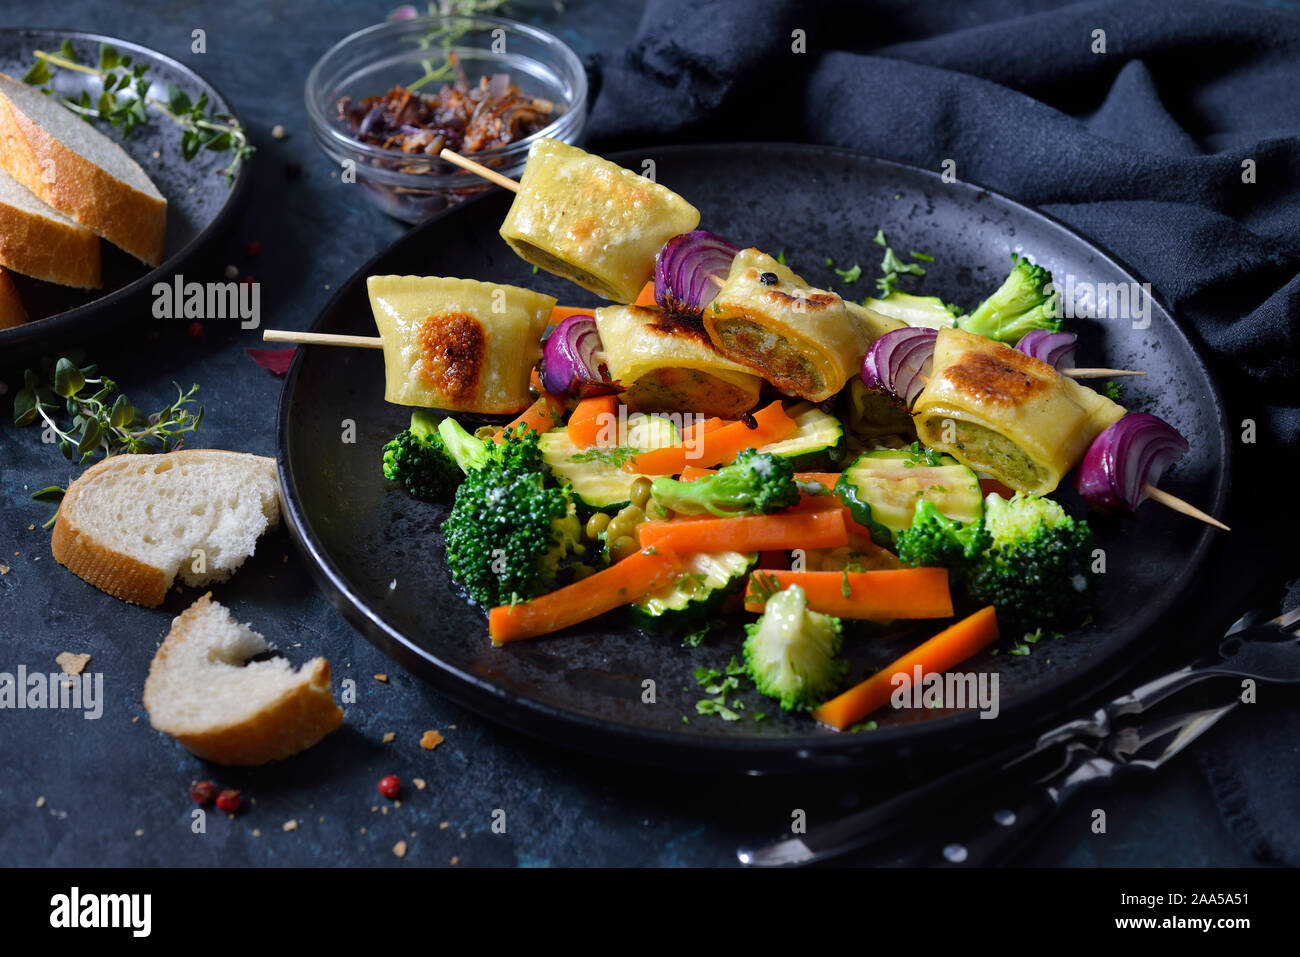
[[0, 189, 100, 288], [0, 75, 165, 266], [143, 594, 344, 766], [0, 267, 27, 327], [50, 450, 279, 607]]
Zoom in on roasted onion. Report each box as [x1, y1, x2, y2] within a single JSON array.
[[860, 327, 938, 407], [540, 314, 615, 397], [1075, 412, 1189, 510], [653, 230, 740, 316], [1016, 330, 1078, 370]]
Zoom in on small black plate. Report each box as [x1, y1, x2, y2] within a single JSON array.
[[0, 29, 250, 356], [277, 143, 1229, 772]]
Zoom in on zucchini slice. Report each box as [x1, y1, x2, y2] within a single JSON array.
[[630, 550, 758, 634], [835, 448, 982, 545], [539, 413, 679, 512], [755, 403, 846, 470]]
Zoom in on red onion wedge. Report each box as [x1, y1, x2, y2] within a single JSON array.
[[1016, 330, 1078, 370], [540, 314, 616, 397], [1076, 413, 1189, 511], [860, 327, 938, 407], [653, 230, 740, 315]]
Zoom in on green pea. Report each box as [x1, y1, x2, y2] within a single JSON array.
[[585, 512, 611, 540], [630, 477, 653, 510]]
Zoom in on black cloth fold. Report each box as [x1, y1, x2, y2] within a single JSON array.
[[585, 0, 1300, 864]]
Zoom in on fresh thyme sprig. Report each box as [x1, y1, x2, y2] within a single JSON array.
[[13, 356, 203, 464], [22, 39, 252, 184]]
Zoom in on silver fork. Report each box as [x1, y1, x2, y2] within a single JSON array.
[[739, 604, 1300, 867]]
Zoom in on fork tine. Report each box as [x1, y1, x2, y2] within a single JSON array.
[[1273, 605, 1300, 634]]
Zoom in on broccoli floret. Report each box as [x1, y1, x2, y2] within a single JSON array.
[[966, 492, 1095, 629], [442, 426, 584, 607], [381, 410, 462, 501], [957, 254, 1061, 343], [895, 499, 991, 584], [649, 449, 800, 517], [437, 416, 490, 473], [743, 584, 848, 711]]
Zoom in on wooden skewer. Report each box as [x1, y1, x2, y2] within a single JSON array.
[[263, 329, 382, 349], [1060, 368, 1146, 379], [261, 334, 1222, 528], [1143, 483, 1229, 530], [439, 148, 520, 192]]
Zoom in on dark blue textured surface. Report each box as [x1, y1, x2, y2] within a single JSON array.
[[0, 0, 1290, 867]]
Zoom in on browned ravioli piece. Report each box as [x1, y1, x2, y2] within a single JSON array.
[[702, 249, 871, 402], [367, 275, 556, 414], [594, 304, 761, 418], [911, 328, 1126, 494]]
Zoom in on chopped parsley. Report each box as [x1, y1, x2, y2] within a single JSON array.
[[872, 229, 927, 297], [834, 263, 862, 284], [909, 250, 935, 262], [748, 570, 783, 604], [696, 698, 742, 721], [1102, 380, 1124, 402], [682, 621, 715, 648], [840, 569, 853, 598], [848, 720, 878, 732], [566, 446, 639, 467]]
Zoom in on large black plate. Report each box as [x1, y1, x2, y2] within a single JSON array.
[[277, 143, 1229, 772], [0, 29, 250, 356]]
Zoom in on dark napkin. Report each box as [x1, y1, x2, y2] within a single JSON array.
[[584, 0, 1300, 863]]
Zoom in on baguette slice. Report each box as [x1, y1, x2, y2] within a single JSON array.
[[144, 594, 344, 765], [0, 266, 28, 327], [52, 450, 281, 607], [0, 167, 100, 288], [0, 72, 166, 266]]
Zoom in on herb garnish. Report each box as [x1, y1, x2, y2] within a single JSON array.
[[22, 40, 253, 184], [566, 446, 639, 467], [13, 354, 203, 525], [1102, 380, 1124, 402]]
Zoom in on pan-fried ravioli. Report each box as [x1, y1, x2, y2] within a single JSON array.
[[703, 249, 875, 402], [367, 275, 555, 414], [594, 304, 761, 418], [499, 139, 700, 304], [911, 328, 1126, 494]]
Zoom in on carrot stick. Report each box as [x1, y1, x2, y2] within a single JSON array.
[[495, 386, 565, 443], [549, 304, 598, 325], [633, 281, 657, 306], [742, 568, 952, 618], [488, 544, 682, 643], [567, 395, 619, 448], [811, 606, 1000, 730], [623, 400, 797, 474], [679, 466, 714, 482], [681, 416, 732, 445], [637, 509, 847, 553], [796, 472, 840, 490]]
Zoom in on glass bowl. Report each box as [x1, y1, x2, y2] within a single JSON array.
[[305, 14, 587, 223]]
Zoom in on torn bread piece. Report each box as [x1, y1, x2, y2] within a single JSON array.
[[0, 168, 100, 288], [143, 594, 343, 765], [51, 450, 281, 607], [0, 72, 166, 266]]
